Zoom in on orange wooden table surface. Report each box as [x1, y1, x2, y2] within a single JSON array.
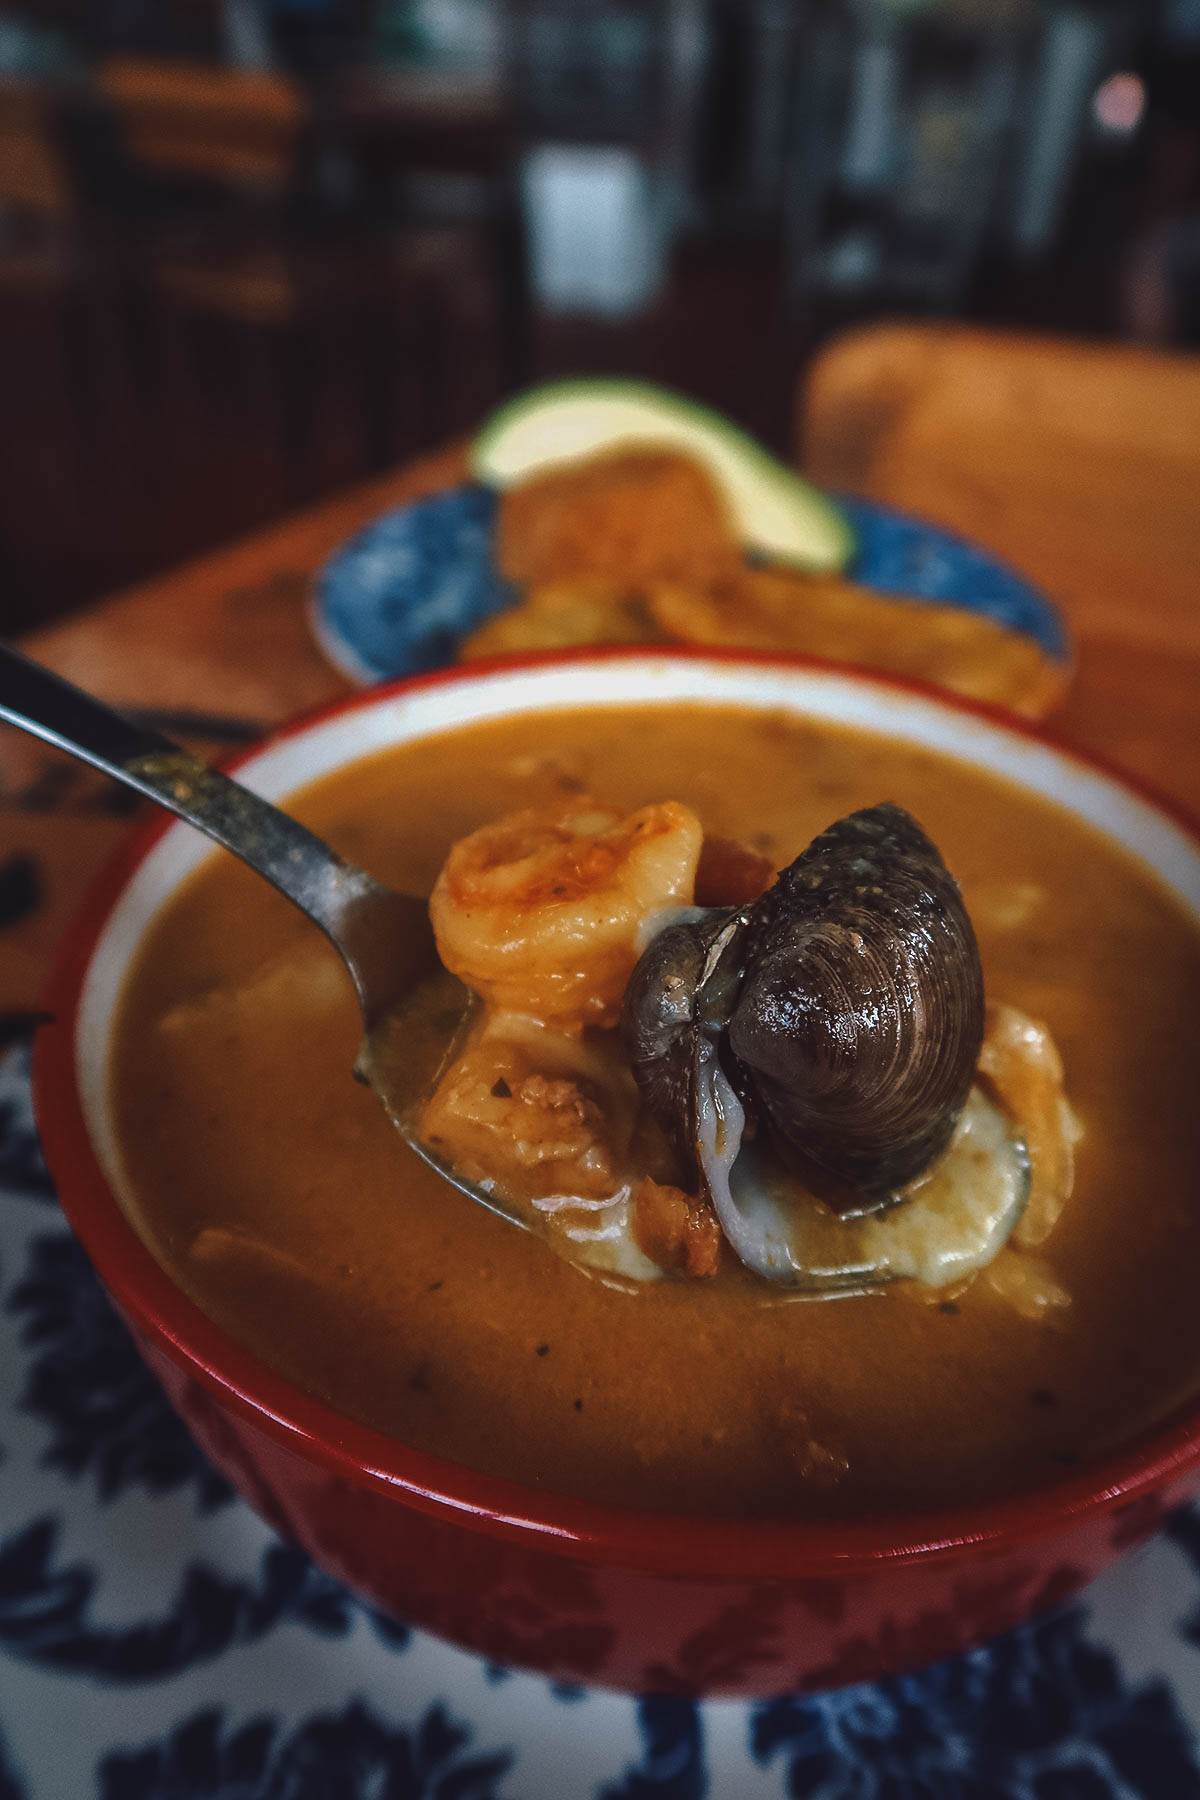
[[2, 323, 1198, 1017]]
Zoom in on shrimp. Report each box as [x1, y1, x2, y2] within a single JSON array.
[[421, 1012, 668, 1279], [421, 1011, 637, 1202], [900, 1004, 1080, 1319], [429, 797, 703, 1030], [983, 1247, 1072, 1322], [976, 1001, 1083, 1248], [631, 1177, 723, 1278]]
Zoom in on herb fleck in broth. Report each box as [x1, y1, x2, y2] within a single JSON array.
[[110, 704, 1200, 1518]]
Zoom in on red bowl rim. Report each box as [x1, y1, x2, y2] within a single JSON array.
[[31, 645, 1200, 1581]]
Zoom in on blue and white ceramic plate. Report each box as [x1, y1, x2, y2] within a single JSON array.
[[312, 486, 517, 687], [311, 486, 1070, 691], [2, 1036, 1199, 1796]]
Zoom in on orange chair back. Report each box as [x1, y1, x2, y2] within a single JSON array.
[[96, 58, 307, 193], [0, 79, 74, 218]]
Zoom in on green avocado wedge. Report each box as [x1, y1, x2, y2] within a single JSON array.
[[471, 378, 855, 575]]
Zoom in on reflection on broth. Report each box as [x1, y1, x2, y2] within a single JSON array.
[[110, 705, 1200, 1519]]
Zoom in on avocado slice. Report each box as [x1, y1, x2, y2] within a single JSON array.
[[471, 379, 855, 574]]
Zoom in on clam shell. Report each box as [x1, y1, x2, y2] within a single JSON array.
[[727, 804, 985, 1211], [623, 803, 992, 1283], [707, 1083, 1030, 1290]]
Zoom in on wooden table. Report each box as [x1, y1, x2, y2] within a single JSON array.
[[2, 323, 1198, 1022]]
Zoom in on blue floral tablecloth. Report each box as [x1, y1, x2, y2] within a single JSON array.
[[2, 1039, 1199, 1799]]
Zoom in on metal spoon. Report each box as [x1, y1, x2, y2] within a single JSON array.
[[0, 643, 528, 1232]]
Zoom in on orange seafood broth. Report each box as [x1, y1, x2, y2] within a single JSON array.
[[109, 704, 1200, 1520]]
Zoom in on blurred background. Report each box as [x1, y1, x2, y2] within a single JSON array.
[[0, 0, 1196, 634]]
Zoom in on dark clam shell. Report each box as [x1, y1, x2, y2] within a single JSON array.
[[622, 803, 985, 1216], [623, 905, 746, 1186], [728, 803, 984, 1210]]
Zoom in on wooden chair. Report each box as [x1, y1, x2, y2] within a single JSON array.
[[92, 57, 308, 323], [95, 57, 307, 196], [0, 58, 508, 632], [0, 61, 311, 627], [0, 77, 75, 225], [799, 321, 1200, 654], [798, 320, 1200, 791]]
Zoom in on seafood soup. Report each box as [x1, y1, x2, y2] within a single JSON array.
[[109, 695, 1200, 1520]]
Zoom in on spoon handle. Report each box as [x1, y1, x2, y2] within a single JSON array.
[[0, 642, 390, 940]]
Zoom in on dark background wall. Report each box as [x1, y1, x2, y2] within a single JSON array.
[[0, 0, 1196, 632]]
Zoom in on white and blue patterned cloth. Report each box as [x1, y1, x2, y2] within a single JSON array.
[[2, 1039, 1199, 1799]]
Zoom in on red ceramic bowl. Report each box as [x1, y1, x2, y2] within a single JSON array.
[[33, 650, 1200, 1697]]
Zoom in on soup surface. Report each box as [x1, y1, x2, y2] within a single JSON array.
[[110, 703, 1200, 1519]]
